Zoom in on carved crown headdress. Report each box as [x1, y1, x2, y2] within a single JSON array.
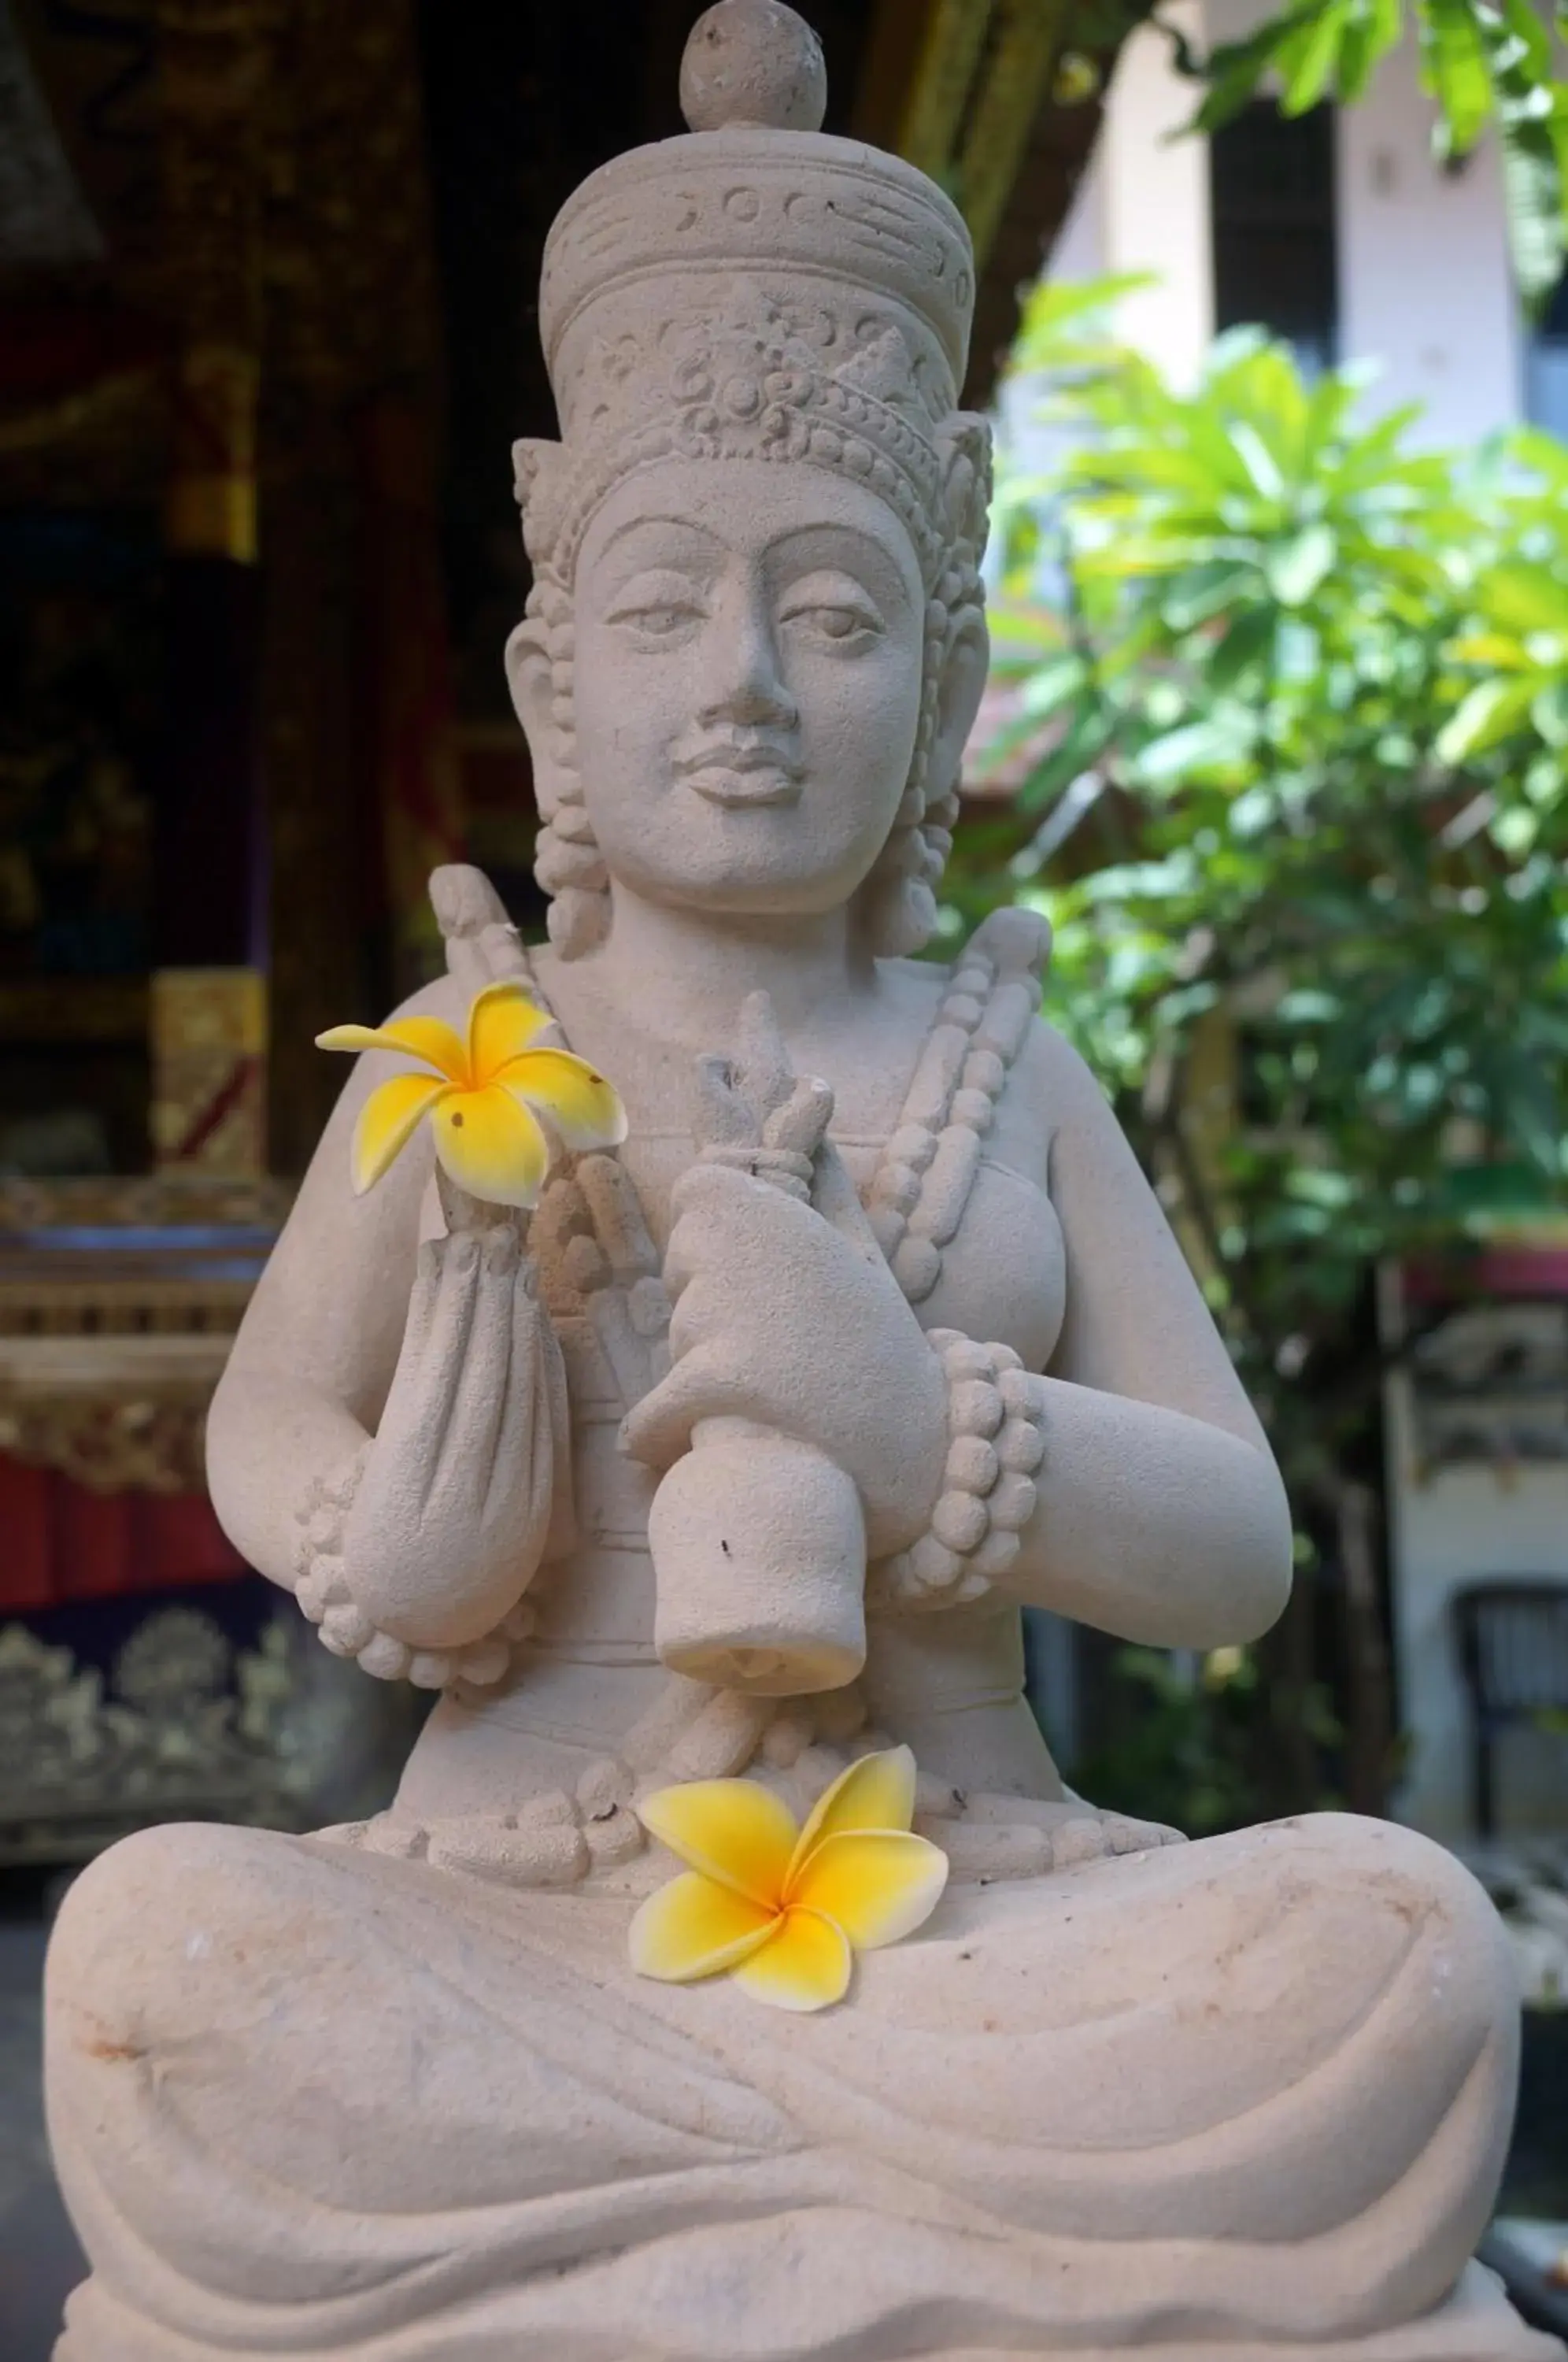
[[512, 0, 990, 586]]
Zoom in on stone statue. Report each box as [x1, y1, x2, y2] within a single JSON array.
[[44, 6, 1557, 2356]]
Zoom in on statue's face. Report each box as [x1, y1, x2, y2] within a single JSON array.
[[566, 460, 926, 919]]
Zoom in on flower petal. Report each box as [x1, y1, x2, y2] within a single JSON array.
[[789, 1830, 949, 1949], [635, 1779, 798, 1910], [730, 1907, 852, 2012], [468, 982, 552, 1081], [315, 1015, 468, 1082], [787, 1744, 918, 1884], [503, 1049, 628, 1152], [627, 1872, 776, 1984], [349, 1073, 448, 1194], [431, 1086, 548, 1208]]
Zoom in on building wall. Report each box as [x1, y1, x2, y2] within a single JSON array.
[[1096, 0, 1214, 390], [1029, 0, 1525, 447], [1333, 39, 1519, 446], [1384, 1375, 1568, 1842]]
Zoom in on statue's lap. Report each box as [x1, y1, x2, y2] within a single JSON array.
[[44, 1805, 1532, 2360]]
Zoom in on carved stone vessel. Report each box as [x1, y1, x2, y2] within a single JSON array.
[[43, 7, 1559, 2357]]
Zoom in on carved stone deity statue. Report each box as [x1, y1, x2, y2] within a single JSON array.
[[44, 8, 1558, 2358]]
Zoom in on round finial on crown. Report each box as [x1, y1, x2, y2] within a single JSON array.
[[679, 1, 828, 135]]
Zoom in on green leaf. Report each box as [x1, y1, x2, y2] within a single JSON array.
[[1492, 803, 1540, 856], [1532, 682, 1568, 746], [1460, 558, 1568, 636], [1435, 676, 1539, 763], [1333, 0, 1401, 106], [1418, 0, 1493, 155], [1267, 521, 1338, 605], [1497, 0, 1553, 84], [1277, 0, 1351, 113], [1133, 713, 1258, 783], [1466, 2, 1568, 311], [1229, 419, 1289, 500], [1185, 5, 1329, 135], [1210, 605, 1278, 687], [1020, 655, 1091, 717], [1276, 988, 1343, 1023], [1160, 565, 1260, 631], [1014, 706, 1119, 813], [1496, 108, 1568, 315]]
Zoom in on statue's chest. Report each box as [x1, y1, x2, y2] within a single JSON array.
[[531, 1115, 1065, 1417]]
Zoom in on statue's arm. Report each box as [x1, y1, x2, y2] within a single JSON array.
[[995, 1023, 1293, 1649], [209, 968, 568, 1673], [205, 1007, 438, 1590]]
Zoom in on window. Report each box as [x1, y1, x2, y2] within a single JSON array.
[[1525, 268, 1568, 439], [1211, 99, 1339, 374]]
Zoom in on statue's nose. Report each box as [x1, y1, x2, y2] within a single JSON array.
[[698, 583, 799, 731]]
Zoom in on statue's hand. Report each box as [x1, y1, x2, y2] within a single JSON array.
[[619, 1161, 945, 1558], [342, 1177, 568, 1648]]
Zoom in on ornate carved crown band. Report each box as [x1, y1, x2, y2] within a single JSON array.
[[513, 291, 991, 588]]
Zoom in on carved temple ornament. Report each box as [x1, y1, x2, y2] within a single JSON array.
[[0, 1176, 286, 1494]]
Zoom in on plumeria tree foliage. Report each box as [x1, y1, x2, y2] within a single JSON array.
[[1161, 0, 1568, 311], [954, 287, 1568, 1816]]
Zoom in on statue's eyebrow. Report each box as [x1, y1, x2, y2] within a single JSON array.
[[593, 513, 722, 561], [764, 521, 915, 597]]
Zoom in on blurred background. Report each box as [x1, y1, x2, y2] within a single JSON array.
[[0, 0, 1565, 2349]]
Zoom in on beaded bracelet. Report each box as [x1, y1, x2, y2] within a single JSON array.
[[872, 1328, 1046, 1612], [292, 1447, 537, 1690]]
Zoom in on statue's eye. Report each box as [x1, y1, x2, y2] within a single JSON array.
[[605, 572, 708, 636], [780, 602, 881, 650], [621, 603, 701, 635], [778, 573, 884, 648]]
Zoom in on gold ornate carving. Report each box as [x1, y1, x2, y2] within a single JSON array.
[[885, 0, 1071, 272], [0, 1379, 212, 1494], [0, 1173, 291, 1230], [165, 342, 261, 561], [150, 965, 268, 1174], [895, 0, 997, 182], [155, 0, 277, 563], [0, 1175, 287, 1490], [0, 977, 149, 1046], [956, 0, 1071, 266], [0, 1609, 348, 1864], [255, 0, 449, 1170]]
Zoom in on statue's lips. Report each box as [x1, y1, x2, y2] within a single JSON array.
[[678, 747, 804, 808]]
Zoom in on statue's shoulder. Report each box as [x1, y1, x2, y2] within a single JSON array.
[[951, 905, 1104, 1127], [960, 904, 1052, 988], [952, 904, 1054, 1062]]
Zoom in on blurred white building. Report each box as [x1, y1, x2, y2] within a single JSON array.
[[1001, 0, 1563, 446]]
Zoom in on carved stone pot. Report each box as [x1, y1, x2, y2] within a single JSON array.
[[649, 1418, 867, 1694]]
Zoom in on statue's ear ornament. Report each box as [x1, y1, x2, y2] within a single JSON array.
[[934, 414, 994, 568], [512, 439, 571, 567]]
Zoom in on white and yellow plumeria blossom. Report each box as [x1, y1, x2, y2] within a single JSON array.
[[317, 981, 627, 1209], [630, 1746, 949, 2012]]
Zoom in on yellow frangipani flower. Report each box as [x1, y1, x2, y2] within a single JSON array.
[[630, 1746, 948, 2012], [316, 980, 627, 1209]]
